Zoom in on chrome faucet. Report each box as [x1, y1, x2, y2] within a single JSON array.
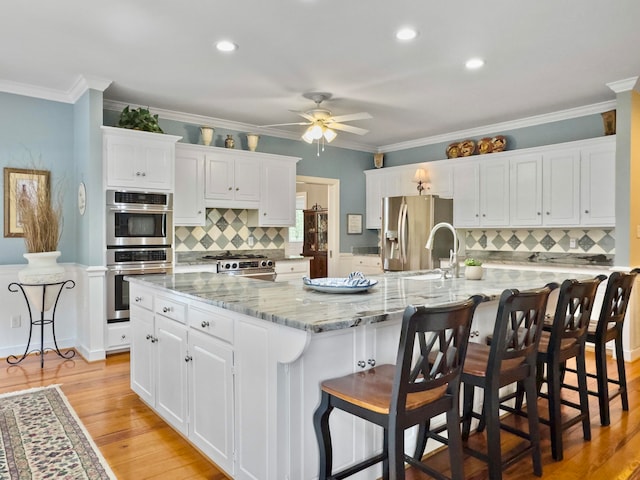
[[425, 222, 460, 278]]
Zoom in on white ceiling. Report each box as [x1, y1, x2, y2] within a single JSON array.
[[2, 1, 640, 152]]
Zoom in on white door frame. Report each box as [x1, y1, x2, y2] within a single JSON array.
[[296, 175, 340, 276]]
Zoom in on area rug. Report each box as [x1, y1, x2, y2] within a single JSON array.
[[0, 385, 116, 479]]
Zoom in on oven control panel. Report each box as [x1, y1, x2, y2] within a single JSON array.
[[217, 259, 275, 272]]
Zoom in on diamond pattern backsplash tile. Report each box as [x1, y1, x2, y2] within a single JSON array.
[[175, 208, 287, 252], [465, 229, 615, 254]]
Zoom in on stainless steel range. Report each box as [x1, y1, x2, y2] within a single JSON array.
[[202, 251, 277, 281]]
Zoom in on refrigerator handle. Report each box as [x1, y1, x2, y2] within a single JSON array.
[[396, 203, 404, 262], [400, 203, 408, 265]]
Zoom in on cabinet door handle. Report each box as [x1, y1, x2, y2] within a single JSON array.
[[201, 320, 210, 328], [236, 187, 239, 191], [357, 360, 366, 369], [135, 296, 142, 302], [136, 171, 141, 176], [546, 211, 550, 215], [141, 172, 146, 177], [537, 212, 541, 216], [121, 334, 127, 341], [367, 359, 376, 367], [475, 213, 479, 217], [185, 355, 193, 362], [228, 187, 232, 191], [584, 209, 589, 214], [146, 334, 152, 341], [263, 212, 267, 216], [162, 306, 171, 313]]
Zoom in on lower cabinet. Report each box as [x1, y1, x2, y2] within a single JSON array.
[[130, 286, 235, 477], [275, 258, 310, 282]]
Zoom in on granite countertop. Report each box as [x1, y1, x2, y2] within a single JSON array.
[[128, 268, 595, 334]]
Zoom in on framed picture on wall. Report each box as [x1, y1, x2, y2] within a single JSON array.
[[3, 167, 50, 238], [347, 213, 363, 235]]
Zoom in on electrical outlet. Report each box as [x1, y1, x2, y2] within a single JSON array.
[[11, 315, 20, 328], [569, 238, 577, 249], [248, 236, 254, 247]]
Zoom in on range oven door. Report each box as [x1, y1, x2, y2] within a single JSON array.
[[106, 264, 172, 323]]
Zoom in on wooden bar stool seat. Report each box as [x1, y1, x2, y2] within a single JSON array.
[[313, 296, 483, 480]]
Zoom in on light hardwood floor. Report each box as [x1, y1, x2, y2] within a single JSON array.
[[2, 350, 640, 479]]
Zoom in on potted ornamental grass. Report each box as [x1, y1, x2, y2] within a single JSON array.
[[15, 168, 64, 309], [464, 258, 483, 280]]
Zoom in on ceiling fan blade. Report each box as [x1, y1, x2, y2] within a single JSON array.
[[289, 110, 316, 122], [326, 122, 369, 135], [258, 121, 311, 127], [327, 112, 372, 123]]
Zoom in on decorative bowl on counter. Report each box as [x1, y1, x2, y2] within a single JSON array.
[[302, 272, 377, 293]]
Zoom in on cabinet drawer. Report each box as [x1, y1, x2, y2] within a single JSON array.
[[131, 288, 153, 311], [155, 295, 187, 323], [352, 256, 382, 269], [106, 323, 131, 349], [189, 305, 234, 343], [276, 260, 309, 275]]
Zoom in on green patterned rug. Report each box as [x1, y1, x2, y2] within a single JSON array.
[[0, 385, 116, 479]]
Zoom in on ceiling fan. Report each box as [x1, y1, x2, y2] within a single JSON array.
[[260, 92, 372, 146]]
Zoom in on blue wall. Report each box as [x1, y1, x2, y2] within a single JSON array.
[[0, 93, 76, 265]]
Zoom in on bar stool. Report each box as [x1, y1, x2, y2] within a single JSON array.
[[313, 296, 483, 480], [501, 275, 605, 463], [456, 284, 554, 480], [565, 268, 639, 426]]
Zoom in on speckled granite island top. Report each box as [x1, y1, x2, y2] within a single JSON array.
[[127, 269, 595, 333]]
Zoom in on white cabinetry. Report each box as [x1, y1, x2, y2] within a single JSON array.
[[253, 157, 298, 226], [275, 258, 310, 282], [542, 148, 581, 226], [205, 153, 261, 207], [509, 154, 543, 226], [130, 285, 237, 478], [580, 143, 616, 226], [453, 158, 509, 228], [102, 126, 181, 191], [352, 255, 383, 275], [365, 171, 384, 229], [174, 144, 205, 226]]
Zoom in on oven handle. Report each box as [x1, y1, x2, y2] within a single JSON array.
[[107, 207, 172, 213], [107, 264, 172, 275]]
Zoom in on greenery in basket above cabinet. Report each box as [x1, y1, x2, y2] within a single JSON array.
[[117, 106, 164, 133]]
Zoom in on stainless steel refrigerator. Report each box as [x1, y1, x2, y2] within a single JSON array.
[[381, 195, 454, 272]]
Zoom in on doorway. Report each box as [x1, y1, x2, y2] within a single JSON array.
[[295, 176, 340, 277]]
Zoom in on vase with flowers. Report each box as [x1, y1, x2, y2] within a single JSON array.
[[15, 168, 64, 310]]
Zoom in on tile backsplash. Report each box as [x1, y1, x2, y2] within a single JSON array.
[[464, 228, 614, 255], [175, 208, 287, 252]]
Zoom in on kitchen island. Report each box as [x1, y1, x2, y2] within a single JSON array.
[[127, 268, 597, 480]]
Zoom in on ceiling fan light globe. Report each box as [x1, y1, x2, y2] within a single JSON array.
[[302, 130, 314, 144], [324, 128, 337, 143], [309, 124, 324, 139]]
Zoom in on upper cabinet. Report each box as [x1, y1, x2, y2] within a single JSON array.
[[173, 143, 300, 227], [174, 144, 206, 226], [205, 152, 261, 208], [250, 157, 299, 226], [453, 157, 509, 228], [508, 138, 614, 228], [102, 126, 182, 192], [580, 143, 616, 226], [364, 160, 452, 229]]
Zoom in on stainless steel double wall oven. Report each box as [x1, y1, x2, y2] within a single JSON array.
[[106, 190, 173, 324]]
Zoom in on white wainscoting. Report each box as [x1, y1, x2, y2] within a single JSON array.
[[0, 263, 106, 362]]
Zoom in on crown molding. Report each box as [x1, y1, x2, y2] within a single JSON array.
[[0, 75, 111, 104], [378, 100, 617, 153], [607, 77, 639, 94], [103, 99, 376, 153]]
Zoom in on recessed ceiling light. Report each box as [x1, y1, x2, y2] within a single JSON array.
[[396, 28, 418, 41], [216, 40, 238, 52], [465, 58, 485, 70]]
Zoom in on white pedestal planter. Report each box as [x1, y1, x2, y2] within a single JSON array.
[[18, 251, 65, 311]]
